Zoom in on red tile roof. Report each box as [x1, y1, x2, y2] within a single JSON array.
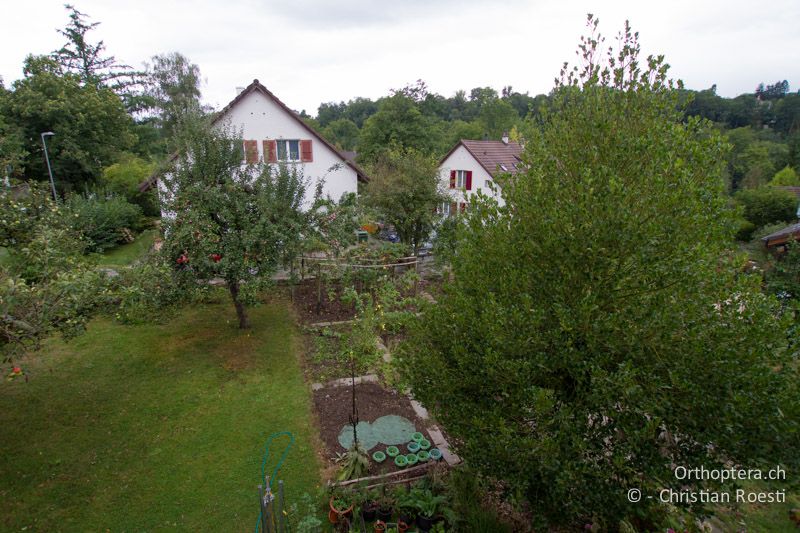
[[441, 139, 523, 178]]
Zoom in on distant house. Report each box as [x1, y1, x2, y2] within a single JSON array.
[[437, 134, 522, 214], [140, 79, 368, 208]]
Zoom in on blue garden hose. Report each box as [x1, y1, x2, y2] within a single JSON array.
[[255, 431, 294, 533]]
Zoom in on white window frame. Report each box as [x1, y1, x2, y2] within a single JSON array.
[[440, 202, 451, 217], [276, 139, 301, 162], [455, 170, 467, 189]]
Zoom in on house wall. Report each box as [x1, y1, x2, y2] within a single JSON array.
[[220, 89, 358, 207], [439, 145, 505, 208]]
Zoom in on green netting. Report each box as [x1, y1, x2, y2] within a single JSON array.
[[336, 415, 417, 451]]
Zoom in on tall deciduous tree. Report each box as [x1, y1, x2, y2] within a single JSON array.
[[364, 148, 446, 253], [143, 52, 204, 141], [160, 118, 310, 329], [401, 17, 798, 528], [4, 55, 135, 192], [358, 94, 441, 163]]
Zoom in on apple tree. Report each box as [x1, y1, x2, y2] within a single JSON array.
[[159, 119, 313, 329]]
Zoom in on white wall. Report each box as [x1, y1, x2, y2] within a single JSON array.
[[220, 89, 358, 207], [439, 145, 504, 208]]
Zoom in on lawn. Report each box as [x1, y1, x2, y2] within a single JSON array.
[[0, 295, 322, 532], [97, 228, 157, 267]]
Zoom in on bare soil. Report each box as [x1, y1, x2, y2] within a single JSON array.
[[313, 382, 434, 475]]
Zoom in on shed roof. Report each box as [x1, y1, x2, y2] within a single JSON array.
[[762, 221, 800, 247]]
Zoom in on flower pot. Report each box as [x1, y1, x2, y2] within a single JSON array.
[[397, 520, 410, 532], [407, 441, 420, 453], [386, 446, 400, 457], [399, 512, 416, 526], [377, 506, 392, 522], [418, 438, 431, 450], [416, 450, 430, 462], [329, 496, 354, 524], [405, 453, 419, 466], [411, 432, 424, 442], [394, 454, 408, 468], [372, 450, 387, 463], [361, 501, 378, 522], [374, 520, 387, 532], [429, 448, 442, 461], [416, 514, 435, 532]]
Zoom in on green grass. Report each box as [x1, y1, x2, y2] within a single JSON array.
[[97, 228, 157, 267], [0, 296, 322, 532]]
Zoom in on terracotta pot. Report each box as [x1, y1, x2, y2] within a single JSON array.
[[328, 496, 354, 524], [398, 520, 410, 532], [374, 520, 387, 532]]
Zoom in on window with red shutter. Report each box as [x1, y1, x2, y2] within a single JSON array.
[[300, 140, 313, 162], [449, 170, 456, 189], [465, 170, 472, 191], [244, 140, 259, 163], [263, 140, 277, 163], [460, 202, 466, 213]]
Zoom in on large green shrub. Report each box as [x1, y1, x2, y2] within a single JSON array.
[[735, 186, 797, 229], [400, 18, 799, 529], [66, 193, 144, 253], [100, 154, 160, 216]]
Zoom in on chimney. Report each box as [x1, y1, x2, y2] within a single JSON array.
[[235, 86, 245, 96], [501, 132, 509, 145]]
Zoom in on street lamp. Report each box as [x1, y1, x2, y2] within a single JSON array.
[[40, 131, 56, 200]]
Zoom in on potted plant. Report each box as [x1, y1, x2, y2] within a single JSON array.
[[411, 432, 424, 442], [406, 453, 419, 466], [329, 489, 355, 524], [407, 441, 420, 453], [393, 486, 417, 526], [360, 487, 380, 522], [386, 445, 400, 457], [374, 520, 387, 532], [410, 489, 446, 532], [394, 454, 408, 468], [376, 486, 395, 523], [429, 448, 443, 461], [418, 438, 431, 450]]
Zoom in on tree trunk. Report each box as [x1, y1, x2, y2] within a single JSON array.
[[228, 279, 250, 329]]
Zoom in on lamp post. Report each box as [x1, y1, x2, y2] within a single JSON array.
[[40, 131, 56, 200]]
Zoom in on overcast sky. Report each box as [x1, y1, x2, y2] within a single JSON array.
[[2, 0, 798, 114]]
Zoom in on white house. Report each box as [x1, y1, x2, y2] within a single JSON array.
[[437, 135, 523, 214], [140, 79, 368, 207]]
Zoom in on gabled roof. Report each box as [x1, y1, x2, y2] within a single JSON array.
[[439, 139, 523, 178], [139, 79, 368, 191], [762, 221, 800, 248]]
